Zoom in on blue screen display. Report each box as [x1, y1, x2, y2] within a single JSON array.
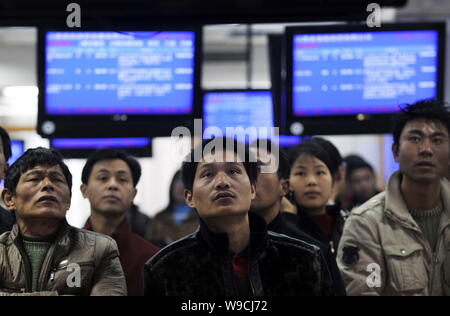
[[0, 140, 25, 188], [10, 140, 24, 165], [45, 31, 196, 115], [203, 91, 275, 138], [292, 30, 439, 116], [276, 135, 302, 147], [51, 138, 150, 149]]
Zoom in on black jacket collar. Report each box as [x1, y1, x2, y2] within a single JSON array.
[[198, 212, 268, 259]]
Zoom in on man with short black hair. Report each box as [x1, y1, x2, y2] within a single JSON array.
[[338, 99, 450, 296], [143, 138, 335, 296], [81, 149, 159, 296], [0, 148, 126, 295], [0, 126, 15, 234]]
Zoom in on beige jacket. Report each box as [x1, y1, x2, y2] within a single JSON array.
[[0, 221, 127, 296], [337, 172, 450, 296]]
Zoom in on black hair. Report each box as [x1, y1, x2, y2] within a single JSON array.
[[344, 154, 375, 181], [181, 137, 259, 192], [0, 126, 12, 162], [289, 139, 337, 180], [5, 147, 72, 195], [81, 149, 141, 187], [311, 137, 342, 176], [392, 99, 450, 151], [250, 139, 290, 180]]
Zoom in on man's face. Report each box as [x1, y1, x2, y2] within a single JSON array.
[[349, 167, 377, 203], [393, 119, 449, 184], [185, 150, 256, 220], [250, 148, 288, 214], [3, 165, 71, 220], [81, 159, 137, 215]]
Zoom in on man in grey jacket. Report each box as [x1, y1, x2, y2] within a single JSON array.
[[0, 148, 126, 296], [338, 99, 450, 296]]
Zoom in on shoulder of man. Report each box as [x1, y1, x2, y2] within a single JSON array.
[[268, 230, 321, 257], [73, 228, 120, 259], [144, 231, 199, 271], [348, 191, 386, 220]]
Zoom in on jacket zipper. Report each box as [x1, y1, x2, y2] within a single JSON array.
[[386, 210, 450, 295], [13, 239, 33, 293], [49, 261, 95, 282], [37, 243, 58, 292], [329, 241, 335, 255]]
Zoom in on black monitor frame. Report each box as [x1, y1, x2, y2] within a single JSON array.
[[37, 26, 203, 139], [285, 22, 446, 136]]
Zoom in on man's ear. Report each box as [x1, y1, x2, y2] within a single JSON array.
[[65, 199, 71, 212], [184, 189, 195, 209], [250, 183, 256, 201], [392, 143, 400, 162], [80, 184, 88, 199], [280, 179, 290, 197], [2, 188, 16, 212]]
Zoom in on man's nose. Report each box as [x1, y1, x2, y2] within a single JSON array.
[[215, 172, 230, 190], [107, 178, 119, 190], [42, 177, 55, 191], [419, 138, 433, 156]]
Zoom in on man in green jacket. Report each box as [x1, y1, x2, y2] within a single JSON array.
[[0, 148, 126, 296], [338, 100, 450, 296]]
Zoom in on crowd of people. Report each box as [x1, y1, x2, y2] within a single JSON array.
[[0, 99, 449, 296]]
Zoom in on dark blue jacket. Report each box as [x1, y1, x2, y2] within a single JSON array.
[[143, 212, 336, 296]]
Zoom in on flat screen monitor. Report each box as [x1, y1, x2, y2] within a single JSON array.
[[0, 140, 25, 189], [38, 28, 202, 138], [285, 22, 446, 135], [50, 137, 152, 158], [202, 90, 277, 142]]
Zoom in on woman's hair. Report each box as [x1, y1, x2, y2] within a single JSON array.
[[288, 139, 337, 180]]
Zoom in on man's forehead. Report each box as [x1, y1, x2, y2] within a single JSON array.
[[24, 164, 64, 174], [403, 119, 449, 136], [93, 159, 132, 174], [201, 150, 243, 164]]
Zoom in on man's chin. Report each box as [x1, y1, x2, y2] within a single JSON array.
[[22, 210, 66, 220], [97, 208, 126, 216], [201, 206, 248, 219]]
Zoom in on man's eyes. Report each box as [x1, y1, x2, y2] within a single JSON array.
[[53, 177, 66, 183], [229, 169, 241, 175]]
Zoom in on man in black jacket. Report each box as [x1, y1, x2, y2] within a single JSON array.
[[143, 138, 335, 296], [0, 126, 15, 235], [249, 139, 346, 296]]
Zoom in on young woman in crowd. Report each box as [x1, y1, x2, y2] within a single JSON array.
[[285, 139, 348, 256]]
